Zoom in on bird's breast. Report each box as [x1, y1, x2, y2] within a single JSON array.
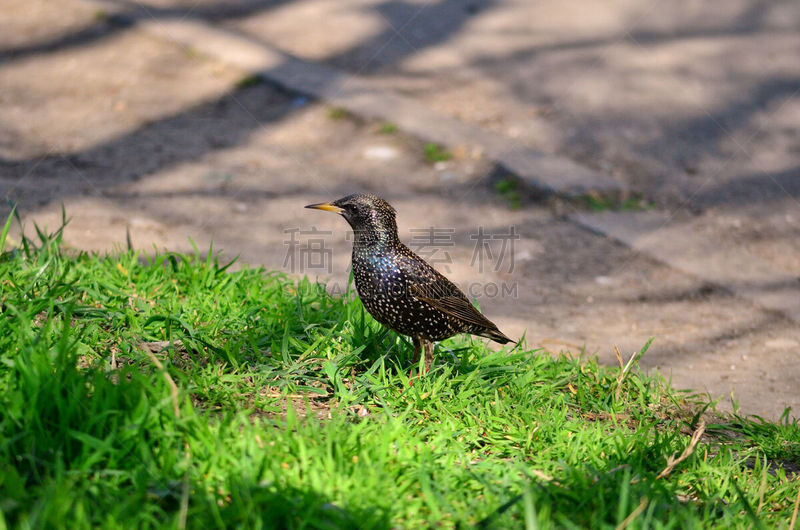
[[353, 251, 403, 289], [350, 248, 462, 341]]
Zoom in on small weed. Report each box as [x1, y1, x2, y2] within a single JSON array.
[[236, 74, 264, 89], [183, 47, 202, 59], [424, 143, 452, 164], [378, 122, 398, 134], [93, 10, 109, 22], [584, 193, 652, 212], [328, 107, 352, 120], [494, 177, 523, 210]]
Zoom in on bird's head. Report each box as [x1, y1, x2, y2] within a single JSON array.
[[305, 193, 398, 243]]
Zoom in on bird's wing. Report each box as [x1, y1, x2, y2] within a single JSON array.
[[399, 251, 501, 332], [409, 282, 501, 331]]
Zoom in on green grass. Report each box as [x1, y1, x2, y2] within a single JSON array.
[[423, 143, 452, 164], [378, 122, 398, 135], [494, 177, 523, 210], [327, 107, 352, 121], [583, 193, 653, 212], [1, 215, 799, 528], [235, 74, 265, 89]]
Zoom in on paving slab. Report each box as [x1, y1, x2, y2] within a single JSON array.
[[77, 1, 623, 197], [572, 209, 800, 323], [224, 0, 800, 208]]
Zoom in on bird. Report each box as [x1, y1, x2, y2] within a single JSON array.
[[305, 193, 512, 372]]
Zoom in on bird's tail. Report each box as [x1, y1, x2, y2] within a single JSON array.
[[481, 328, 513, 345]]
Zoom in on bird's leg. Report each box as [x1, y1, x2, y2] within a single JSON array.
[[407, 336, 423, 382], [410, 337, 433, 376], [411, 336, 422, 365], [423, 339, 434, 373]]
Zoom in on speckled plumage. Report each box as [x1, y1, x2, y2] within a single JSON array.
[[306, 193, 512, 371]]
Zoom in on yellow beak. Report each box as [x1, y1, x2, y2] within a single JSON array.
[[305, 202, 343, 214]]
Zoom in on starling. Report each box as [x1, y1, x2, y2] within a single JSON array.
[[306, 193, 512, 372]]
